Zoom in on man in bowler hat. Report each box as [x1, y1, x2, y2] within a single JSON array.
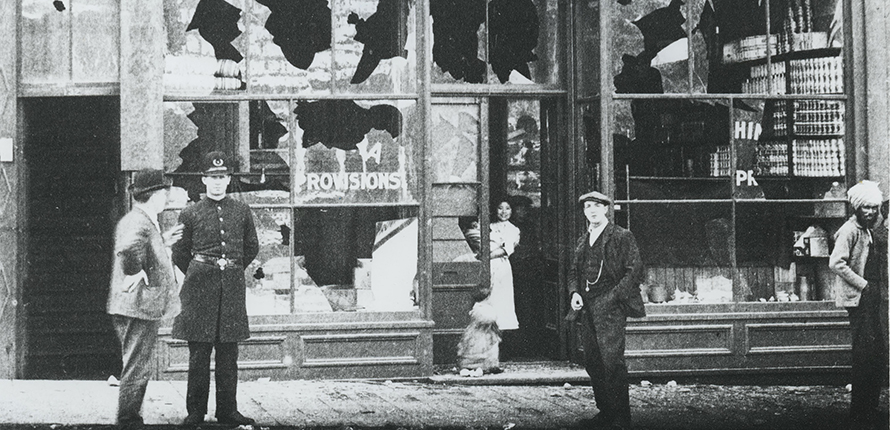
[[171, 151, 259, 426], [568, 191, 645, 429], [107, 169, 183, 430]]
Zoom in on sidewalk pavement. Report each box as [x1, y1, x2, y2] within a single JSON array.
[[0, 362, 882, 430]]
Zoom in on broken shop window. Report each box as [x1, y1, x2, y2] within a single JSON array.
[[247, 207, 422, 315], [295, 100, 402, 152], [488, 0, 539, 83], [294, 100, 416, 205], [248, 100, 292, 195], [187, 0, 244, 62], [256, 0, 332, 70], [430, 0, 541, 84], [347, 0, 411, 84], [164, 0, 245, 94]]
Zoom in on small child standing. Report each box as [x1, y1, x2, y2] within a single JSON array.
[[457, 281, 502, 377]]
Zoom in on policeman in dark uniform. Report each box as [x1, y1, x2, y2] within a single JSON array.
[[171, 151, 259, 426], [568, 191, 645, 430]]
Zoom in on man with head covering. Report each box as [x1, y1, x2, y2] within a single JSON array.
[[171, 152, 259, 426], [568, 191, 645, 429], [829, 180, 888, 428], [107, 170, 183, 430]]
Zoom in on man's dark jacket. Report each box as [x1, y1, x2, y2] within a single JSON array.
[[568, 223, 646, 318]]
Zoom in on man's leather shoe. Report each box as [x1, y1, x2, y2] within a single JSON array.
[[578, 413, 612, 428], [118, 417, 144, 430], [182, 413, 205, 425], [216, 411, 256, 425]]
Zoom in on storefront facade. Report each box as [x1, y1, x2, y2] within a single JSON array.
[[0, 0, 887, 380]]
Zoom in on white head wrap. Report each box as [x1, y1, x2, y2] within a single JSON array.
[[847, 180, 883, 209]]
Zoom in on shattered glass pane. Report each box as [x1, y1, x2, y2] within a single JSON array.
[[430, 103, 479, 183], [163, 102, 245, 203], [430, 0, 487, 84], [429, 0, 561, 85], [292, 99, 419, 205], [163, 102, 200, 175], [619, 202, 734, 303], [246, 0, 333, 94], [612, 0, 690, 94], [242, 100, 292, 204], [164, 0, 248, 95], [334, 0, 416, 94], [246, 208, 293, 315], [612, 98, 731, 199], [486, 0, 560, 85], [293, 207, 420, 312]]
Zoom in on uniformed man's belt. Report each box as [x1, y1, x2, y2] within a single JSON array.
[[193, 254, 242, 270]]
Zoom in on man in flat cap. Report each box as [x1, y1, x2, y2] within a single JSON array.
[[568, 191, 645, 430], [108, 169, 183, 430], [171, 151, 259, 426], [829, 180, 888, 428]]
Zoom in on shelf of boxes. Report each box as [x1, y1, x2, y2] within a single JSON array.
[[755, 143, 789, 176], [709, 146, 731, 177], [792, 138, 845, 177]]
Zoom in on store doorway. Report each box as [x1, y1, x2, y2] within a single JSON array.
[[21, 97, 121, 379], [488, 98, 561, 362]]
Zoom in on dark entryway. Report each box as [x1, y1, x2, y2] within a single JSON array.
[[22, 97, 121, 379], [488, 98, 562, 362]]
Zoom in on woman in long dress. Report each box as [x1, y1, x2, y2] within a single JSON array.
[[482, 200, 520, 331]]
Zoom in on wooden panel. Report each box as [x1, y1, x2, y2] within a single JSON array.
[[433, 331, 463, 365], [430, 184, 477, 216], [161, 336, 290, 374], [156, 325, 433, 380], [746, 322, 851, 354], [120, 0, 164, 169], [626, 324, 734, 357], [431, 287, 474, 330], [432, 217, 468, 240], [301, 332, 421, 367], [433, 240, 475, 263], [432, 262, 482, 286]]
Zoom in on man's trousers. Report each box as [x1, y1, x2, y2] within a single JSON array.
[[847, 280, 889, 422], [185, 341, 240, 418], [112, 315, 160, 426], [580, 293, 631, 427]]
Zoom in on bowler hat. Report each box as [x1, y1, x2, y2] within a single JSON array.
[[578, 190, 612, 206], [129, 169, 172, 197], [203, 151, 232, 175]]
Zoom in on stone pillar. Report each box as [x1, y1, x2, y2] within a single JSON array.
[[0, 0, 19, 378], [865, 0, 890, 189], [120, 0, 164, 169]]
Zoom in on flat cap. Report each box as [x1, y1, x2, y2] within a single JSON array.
[[578, 190, 612, 205]]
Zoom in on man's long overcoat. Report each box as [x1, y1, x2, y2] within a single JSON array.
[[171, 196, 259, 342]]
